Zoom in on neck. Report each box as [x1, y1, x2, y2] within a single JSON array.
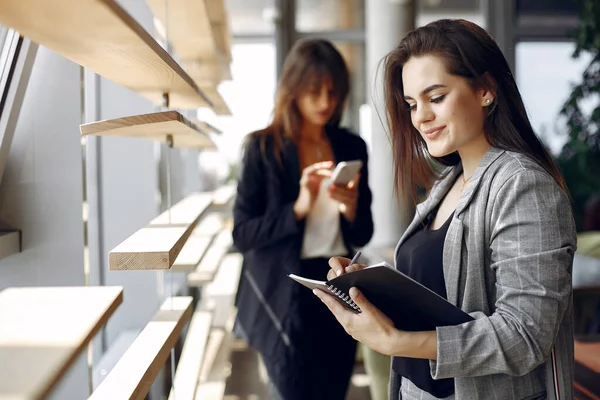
[[300, 121, 325, 142], [457, 134, 490, 179]]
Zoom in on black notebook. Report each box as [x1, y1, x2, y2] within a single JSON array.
[[289, 262, 473, 331]]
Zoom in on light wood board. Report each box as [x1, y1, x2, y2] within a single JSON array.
[[80, 111, 215, 149], [146, 0, 216, 62], [167, 310, 213, 400], [187, 229, 233, 287], [109, 192, 214, 270], [0, 0, 211, 109], [199, 86, 231, 115], [0, 286, 123, 400], [89, 296, 193, 400], [172, 214, 224, 272]]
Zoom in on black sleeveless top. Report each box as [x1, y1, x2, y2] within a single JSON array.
[[392, 209, 455, 398]]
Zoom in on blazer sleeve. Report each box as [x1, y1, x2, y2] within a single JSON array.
[[430, 169, 576, 379], [340, 138, 374, 247], [232, 136, 300, 253]]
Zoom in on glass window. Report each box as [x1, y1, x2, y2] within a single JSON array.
[[296, 0, 365, 31], [515, 41, 592, 156], [197, 41, 277, 173], [225, 0, 275, 35]]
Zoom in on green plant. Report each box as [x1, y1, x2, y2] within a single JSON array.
[[558, 0, 600, 231]]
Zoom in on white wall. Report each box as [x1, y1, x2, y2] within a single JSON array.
[[0, 0, 205, 397], [0, 46, 89, 399]]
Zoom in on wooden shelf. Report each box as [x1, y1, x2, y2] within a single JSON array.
[[80, 111, 216, 150], [199, 86, 232, 115], [0, 286, 123, 400], [187, 229, 233, 287], [168, 310, 213, 400], [172, 214, 224, 273], [147, 0, 232, 86], [193, 119, 222, 135], [0, 0, 211, 109], [89, 296, 193, 400], [201, 253, 242, 329], [0, 230, 20, 260], [109, 192, 214, 270]]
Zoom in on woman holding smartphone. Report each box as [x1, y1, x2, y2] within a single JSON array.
[[317, 19, 576, 400], [232, 38, 374, 399]]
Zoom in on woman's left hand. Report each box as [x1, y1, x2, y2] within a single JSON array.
[[329, 174, 360, 222], [313, 286, 397, 355]]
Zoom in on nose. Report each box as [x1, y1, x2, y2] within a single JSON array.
[[413, 102, 434, 127], [317, 88, 331, 109]]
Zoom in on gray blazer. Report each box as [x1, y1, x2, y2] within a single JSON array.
[[390, 147, 577, 400]]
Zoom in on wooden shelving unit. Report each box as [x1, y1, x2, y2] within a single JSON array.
[[146, 0, 232, 115], [89, 296, 194, 400], [172, 213, 223, 273], [0, 0, 211, 109], [80, 111, 216, 149], [0, 286, 123, 400], [109, 192, 214, 270]]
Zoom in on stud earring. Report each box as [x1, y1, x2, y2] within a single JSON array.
[[485, 99, 491, 105]]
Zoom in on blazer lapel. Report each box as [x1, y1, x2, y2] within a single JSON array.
[[455, 147, 505, 216]]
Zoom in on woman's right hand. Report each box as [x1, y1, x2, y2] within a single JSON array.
[[293, 161, 333, 220], [327, 256, 368, 280]]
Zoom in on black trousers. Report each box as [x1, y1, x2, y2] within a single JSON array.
[[268, 257, 357, 400]]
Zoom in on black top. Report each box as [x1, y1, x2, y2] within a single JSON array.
[[392, 209, 455, 398]]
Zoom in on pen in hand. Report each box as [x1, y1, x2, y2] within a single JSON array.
[[348, 250, 361, 268]]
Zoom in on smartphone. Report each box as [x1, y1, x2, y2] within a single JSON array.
[[330, 160, 363, 186]]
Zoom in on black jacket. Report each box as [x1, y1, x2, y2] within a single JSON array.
[[232, 125, 374, 372]]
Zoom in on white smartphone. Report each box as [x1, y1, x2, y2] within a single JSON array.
[[330, 160, 363, 186]]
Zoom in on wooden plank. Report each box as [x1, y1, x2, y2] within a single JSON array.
[[199, 86, 231, 115], [185, 60, 230, 87], [211, 184, 237, 208], [147, 0, 216, 62], [168, 310, 214, 400], [109, 192, 214, 270], [0, 230, 20, 260], [172, 214, 224, 273], [0, 0, 211, 109], [193, 119, 222, 135], [80, 111, 216, 150], [187, 229, 233, 287], [201, 253, 243, 329], [0, 286, 123, 400], [194, 311, 237, 399], [89, 296, 194, 400]]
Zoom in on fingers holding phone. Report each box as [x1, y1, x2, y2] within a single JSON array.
[[329, 173, 360, 222], [293, 161, 334, 220]]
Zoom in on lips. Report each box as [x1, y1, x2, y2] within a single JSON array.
[[422, 126, 445, 140]]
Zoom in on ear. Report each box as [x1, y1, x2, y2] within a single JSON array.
[[479, 72, 497, 107]]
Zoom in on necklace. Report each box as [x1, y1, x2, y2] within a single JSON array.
[[461, 173, 472, 192]]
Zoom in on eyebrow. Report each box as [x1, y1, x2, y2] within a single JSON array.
[[404, 84, 447, 101]]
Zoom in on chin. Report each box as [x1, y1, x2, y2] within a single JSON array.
[[426, 143, 455, 159]]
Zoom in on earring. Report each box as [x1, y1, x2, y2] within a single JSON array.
[[485, 99, 491, 105]]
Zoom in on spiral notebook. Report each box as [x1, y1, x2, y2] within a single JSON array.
[[289, 262, 473, 331]]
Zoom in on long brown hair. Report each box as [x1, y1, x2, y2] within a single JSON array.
[[383, 19, 565, 205], [250, 38, 350, 164]]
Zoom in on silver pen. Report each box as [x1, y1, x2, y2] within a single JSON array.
[[349, 250, 362, 267]]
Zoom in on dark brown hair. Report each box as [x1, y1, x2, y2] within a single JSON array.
[[383, 19, 565, 204], [250, 38, 350, 163]]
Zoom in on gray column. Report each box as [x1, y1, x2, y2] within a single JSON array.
[[366, 0, 416, 247], [274, 0, 296, 78]]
